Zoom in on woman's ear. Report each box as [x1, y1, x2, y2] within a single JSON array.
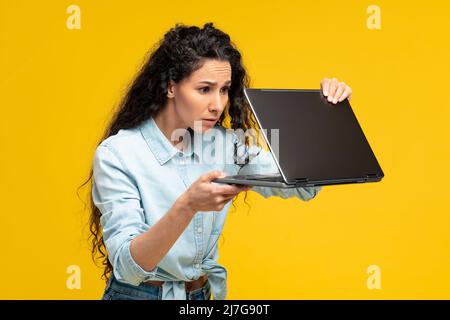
[[167, 80, 176, 98]]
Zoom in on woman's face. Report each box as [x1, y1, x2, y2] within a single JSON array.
[[167, 58, 232, 132]]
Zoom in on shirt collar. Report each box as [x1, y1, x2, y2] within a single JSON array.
[[140, 116, 199, 165]]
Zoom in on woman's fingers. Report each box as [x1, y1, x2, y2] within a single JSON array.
[[214, 183, 251, 196], [321, 78, 352, 104], [339, 86, 352, 102], [220, 192, 244, 203], [212, 192, 246, 211], [321, 78, 330, 96], [333, 83, 346, 103], [327, 78, 338, 102], [222, 194, 238, 202]]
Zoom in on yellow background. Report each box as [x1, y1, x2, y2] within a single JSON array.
[[1, 0, 449, 299]]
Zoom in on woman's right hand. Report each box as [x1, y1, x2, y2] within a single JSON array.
[[180, 170, 251, 213]]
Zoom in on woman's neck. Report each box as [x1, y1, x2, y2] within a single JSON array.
[[153, 102, 189, 151]]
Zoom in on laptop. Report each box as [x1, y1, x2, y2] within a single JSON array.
[[212, 88, 384, 188]]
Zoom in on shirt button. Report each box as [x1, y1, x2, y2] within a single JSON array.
[[195, 263, 200, 269], [197, 227, 202, 233]]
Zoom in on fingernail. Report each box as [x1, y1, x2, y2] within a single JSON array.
[[333, 98, 337, 104], [328, 96, 332, 102], [324, 90, 328, 96]]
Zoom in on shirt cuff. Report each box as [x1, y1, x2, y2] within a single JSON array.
[[115, 239, 159, 285]]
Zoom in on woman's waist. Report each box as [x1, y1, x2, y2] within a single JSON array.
[[143, 274, 208, 292]]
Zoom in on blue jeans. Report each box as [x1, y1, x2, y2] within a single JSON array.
[[101, 274, 212, 300]]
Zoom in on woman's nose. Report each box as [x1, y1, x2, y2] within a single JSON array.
[[208, 93, 225, 112]]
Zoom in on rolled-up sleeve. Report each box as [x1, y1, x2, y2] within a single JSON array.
[[237, 145, 323, 201], [92, 144, 158, 285]]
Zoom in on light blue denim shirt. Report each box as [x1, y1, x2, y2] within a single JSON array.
[[92, 116, 322, 300]]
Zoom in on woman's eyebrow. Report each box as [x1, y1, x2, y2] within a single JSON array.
[[198, 80, 232, 85]]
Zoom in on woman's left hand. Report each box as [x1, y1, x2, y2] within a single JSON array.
[[320, 78, 352, 104]]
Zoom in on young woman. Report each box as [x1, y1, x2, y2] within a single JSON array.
[[85, 22, 352, 300]]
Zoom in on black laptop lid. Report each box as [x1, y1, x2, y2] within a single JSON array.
[[244, 88, 384, 184]]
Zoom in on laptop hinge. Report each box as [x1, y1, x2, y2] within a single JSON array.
[[366, 173, 378, 179]]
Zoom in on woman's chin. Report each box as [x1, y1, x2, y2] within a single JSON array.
[[191, 122, 217, 132], [193, 127, 212, 133]]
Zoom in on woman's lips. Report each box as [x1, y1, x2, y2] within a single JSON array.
[[202, 118, 218, 124]]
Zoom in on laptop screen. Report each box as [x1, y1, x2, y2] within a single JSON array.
[[244, 88, 384, 184]]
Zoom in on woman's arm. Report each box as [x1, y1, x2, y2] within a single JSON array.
[[93, 145, 247, 284], [93, 145, 183, 284], [129, 194, 195, 273]]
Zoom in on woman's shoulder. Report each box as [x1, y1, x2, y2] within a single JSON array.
[[98, 127, 142, 149], [96, 127, 148, 163], [93, 126, 153, 174]]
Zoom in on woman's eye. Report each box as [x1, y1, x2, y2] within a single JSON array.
[[198, 87, 230, 94]]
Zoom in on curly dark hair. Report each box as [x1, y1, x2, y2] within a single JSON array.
[[78, 22, 258, 283]]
